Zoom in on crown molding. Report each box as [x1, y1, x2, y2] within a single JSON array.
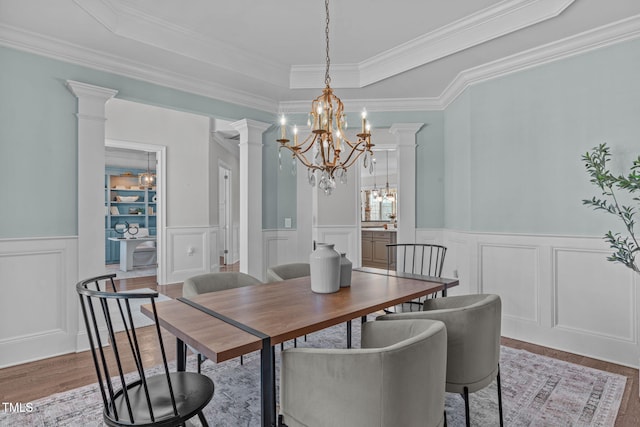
[[290, 0, 574, 89], [3, 12, 640, 117], [74, 0, 289, 87], [439, 13, 640, 108], [0, 23, 278, 112]]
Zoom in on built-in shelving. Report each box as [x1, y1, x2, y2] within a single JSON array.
[[105, 167, 157, 264]]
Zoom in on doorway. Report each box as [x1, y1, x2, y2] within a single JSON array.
[[219, 164, 232, 265], [105, 140, 166, 282]]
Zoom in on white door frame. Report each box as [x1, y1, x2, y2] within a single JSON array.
[[105, 139, 167, 284], [218, 162, 232, 265]]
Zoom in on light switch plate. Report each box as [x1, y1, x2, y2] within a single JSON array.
[[284, 218, 292, 228]]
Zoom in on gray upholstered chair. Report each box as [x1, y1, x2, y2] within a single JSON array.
[[279, 319, 448, 427], [182, 272, 263, 371], [378, 294, 503, 427], [266, 262, 311, 348], [265, 262, 310, 282]]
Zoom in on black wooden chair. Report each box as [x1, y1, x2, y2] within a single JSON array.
[[77, 274, 214, 426], [386, 243, 447, 309]]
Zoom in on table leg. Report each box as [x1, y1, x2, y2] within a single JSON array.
[[177, 338, 187, 371], [347, 320, 352, 349], [260, 338, 276, 427]]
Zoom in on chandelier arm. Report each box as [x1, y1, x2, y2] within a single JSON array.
[[338, 139, 373, 168], [296, 133, 318, 155]]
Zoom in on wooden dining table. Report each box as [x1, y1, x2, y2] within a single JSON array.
[[142, 268, 458, 427]]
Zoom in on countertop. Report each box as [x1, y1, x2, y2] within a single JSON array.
[[362, 227, 397, 232]]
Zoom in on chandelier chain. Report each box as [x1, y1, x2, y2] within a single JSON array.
[[276, 0, 373, 194], [324, 0, 331, 86]]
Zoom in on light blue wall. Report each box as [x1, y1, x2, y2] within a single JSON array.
[[0, 47, 78, 237], [0, 46, 272, 238], [444, 91, 472, 230], [363, 111, 446, 229], [444, 37, 640, 235], [263, 124, 297, 229], [4, 34, 640, 239]]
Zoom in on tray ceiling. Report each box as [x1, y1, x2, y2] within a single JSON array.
[[2, 0, 640, 111]]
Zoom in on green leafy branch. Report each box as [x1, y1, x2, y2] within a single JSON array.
[[582, 143, 640, 273]]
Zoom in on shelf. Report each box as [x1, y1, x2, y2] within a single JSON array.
[[105, 167, 157, 264], [110, 202, 145, 204]]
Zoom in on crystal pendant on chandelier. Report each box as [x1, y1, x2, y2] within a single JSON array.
[[276, 0, 374, 194]]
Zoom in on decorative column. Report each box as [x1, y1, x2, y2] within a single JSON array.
[[230, 119, 271, 280], [66, 81, 118, 282], [389, 123, 424, 245]]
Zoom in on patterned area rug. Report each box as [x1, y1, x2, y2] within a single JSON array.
[[1, 320, 626, 427]]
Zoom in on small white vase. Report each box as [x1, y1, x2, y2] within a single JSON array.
[[309, 243, 341, 293], [339, 253, 352, 287]]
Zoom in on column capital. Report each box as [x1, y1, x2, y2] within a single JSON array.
[[389, 123, 424, 138], [66, 80, 118, 101], [230, 119, 271, 145]]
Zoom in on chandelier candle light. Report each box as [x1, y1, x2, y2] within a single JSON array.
[[277, 0, 374, 195]]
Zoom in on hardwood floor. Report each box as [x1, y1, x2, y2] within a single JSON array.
[[1, 268, 638, 426]]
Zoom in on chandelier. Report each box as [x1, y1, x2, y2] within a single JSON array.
[[277, 0, 374, 195], [138, 152, 156, 189]]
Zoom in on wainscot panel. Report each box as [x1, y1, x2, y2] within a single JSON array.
[[427, 229, 640, 368], [165, 227, 217, 284], [0, 237, 78, 368], [262, 229, 299, 281], [314, 226, 358, 266]]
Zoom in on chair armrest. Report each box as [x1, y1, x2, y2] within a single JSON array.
[[281, 320, 447, 427], [377, 296, 501, 392]]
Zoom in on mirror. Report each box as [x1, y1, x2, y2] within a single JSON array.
[[361, 150, 396, 224]]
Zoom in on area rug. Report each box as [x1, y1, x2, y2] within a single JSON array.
[[1, 321, 626, 427]]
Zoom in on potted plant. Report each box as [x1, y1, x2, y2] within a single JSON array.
[[582, 143, 639, 273]]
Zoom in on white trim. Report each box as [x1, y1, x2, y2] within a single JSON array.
[[73, 0, 289, 87], [290, 0, 574, 89], [440, 14, 640, 108], [3, 13, 640, 113], [0, 237, 79, 368], [105, 139, 167, 284], [422, 228, 640, 368], [0, 23, 277, 112]]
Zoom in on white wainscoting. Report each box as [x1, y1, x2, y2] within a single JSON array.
[[314, 226, 359, 266], [0, 237, 79, 368], [165, 226, 220, 284], [262, 229, 300, 281], [417, 228, 640, 368]]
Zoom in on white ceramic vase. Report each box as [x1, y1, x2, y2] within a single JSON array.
[[309, 243, 341, 294], [339, 253, 352, 287]]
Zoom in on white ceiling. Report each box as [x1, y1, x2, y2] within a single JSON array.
[[2, 0, 640, 112]]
